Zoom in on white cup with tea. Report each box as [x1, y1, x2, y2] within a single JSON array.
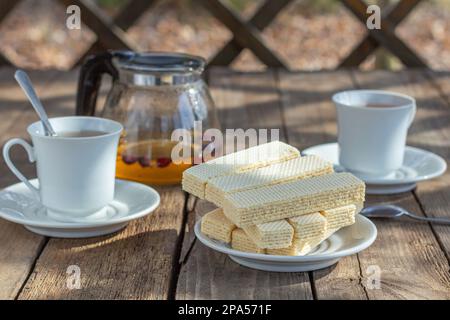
[[333, 90, 416, 179], [2, 116, 123, 220]]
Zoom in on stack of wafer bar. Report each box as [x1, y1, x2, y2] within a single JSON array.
[[205, 154, 333, 207], [222, 172, 364, 227], [182, 141, 300, 198], [182, 141, 365, 256], [201, 206, 360, 255]]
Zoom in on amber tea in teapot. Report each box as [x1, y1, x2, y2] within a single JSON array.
[[116, 139, 191, 185], [76, 51, 218, 185]]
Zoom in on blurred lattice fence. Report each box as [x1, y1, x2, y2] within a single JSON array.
[[0, 0, 430, 69]]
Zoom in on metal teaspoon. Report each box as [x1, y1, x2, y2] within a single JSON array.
[[361, 204, 450, 225], [14, 69, 57, 136]]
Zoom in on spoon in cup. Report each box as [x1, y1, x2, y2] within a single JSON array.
[[14, 70, 57, 137], [361, 204, 450, 225]]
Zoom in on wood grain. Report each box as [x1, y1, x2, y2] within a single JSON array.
[[428, 71, 450, 105], [278, 70, 368, 299], [400, 70, 450, 262], [0, 221, 45, 300], [19, 186, 185, 300], [178, 199, 216, 265], [176, 68, 313, 299], [351, 70, 450, 299], [208, 69, 287, 141]]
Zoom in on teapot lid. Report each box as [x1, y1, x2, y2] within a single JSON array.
[[112, 51, 205, 74]]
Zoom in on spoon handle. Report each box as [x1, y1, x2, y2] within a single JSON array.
[[405, 212, 450, 225], [14, 70, 56, 136]]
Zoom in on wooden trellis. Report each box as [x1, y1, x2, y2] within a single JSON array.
[[0, 0, 428, 69]]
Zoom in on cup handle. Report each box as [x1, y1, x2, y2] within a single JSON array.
[[2, 138, 40, 200]]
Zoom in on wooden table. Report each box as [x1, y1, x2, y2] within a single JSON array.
[[1, 67, 450, 300]]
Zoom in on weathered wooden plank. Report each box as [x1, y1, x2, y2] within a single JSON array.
[[360, 194, 450, 299], [208, 69, 287, 140], [402, 70, 450, 261], [0, 68, 64, 299], [0, 221, 46, 300], [186, 195, 197, 213], [19, 186, 185, 300], [199, 0, 288, 69], [341, 0, 427, 68], [208, 0, 292, 67], [178, 241, 312, 299], [176, 68, 313, 299], [178, 199, 215, 265], [351, 70, 450, 299], [427, 71, 450, 106], [339, 0, 422, 67], [278, 70, 367, 299]]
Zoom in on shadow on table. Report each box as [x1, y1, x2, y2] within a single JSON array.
[[19, 223, 181, 300]]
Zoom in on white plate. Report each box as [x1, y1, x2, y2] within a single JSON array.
[[302, 143, 447, 194], [195, 215, 377, 272], [0, 179, 160, 238]]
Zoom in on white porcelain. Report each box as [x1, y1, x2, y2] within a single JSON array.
[[333, 90, 416, 178], [195, 215, 377, 272], [0, 179, 160, 238], [302, 143, 447, 194], [3, 116, 123, 219]]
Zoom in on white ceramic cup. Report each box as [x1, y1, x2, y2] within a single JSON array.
[[3, 116, 123, 220], [333, 90, 416, 178]]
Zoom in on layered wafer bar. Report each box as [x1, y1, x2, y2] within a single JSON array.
[[182, 141, 300, 198], [205, 155, 333, 207], [243, 220, 294, 249], [200, 208, 236, 243], [267, 227, 339, 256], [320, 204, 360, 230], [231, 228, 266, 254], [288, 212, 327, 241], [199, 204, 356, 247], [223, 172, 365, 227]]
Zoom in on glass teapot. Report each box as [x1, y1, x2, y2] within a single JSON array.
[[76, 51, 218, 185]]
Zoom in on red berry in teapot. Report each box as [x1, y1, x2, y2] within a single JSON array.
[[138, 156, 151, 167], [122, 154, 138, 164], [157, 157, 171, 168]]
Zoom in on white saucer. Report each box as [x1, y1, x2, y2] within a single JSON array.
[[302, 143, 447, 195], [0, 179, 160, 238], [195, 215, 377, 272]]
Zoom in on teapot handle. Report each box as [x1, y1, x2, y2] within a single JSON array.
[[76, 52, 118, 116]]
